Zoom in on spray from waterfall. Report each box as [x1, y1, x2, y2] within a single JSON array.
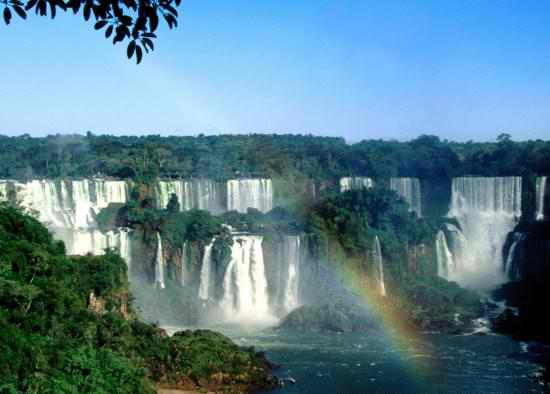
[[373, 236, 386, 297]]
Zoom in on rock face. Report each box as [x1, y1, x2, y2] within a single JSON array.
[[401, 276, 483, 334], [492, 221, 550, 342], [279, 301, 374, 333]]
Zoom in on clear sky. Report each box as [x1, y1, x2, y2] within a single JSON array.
[[1, 0, 550, 142]]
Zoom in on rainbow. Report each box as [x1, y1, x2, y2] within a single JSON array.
[[331, 253, 441, 385]]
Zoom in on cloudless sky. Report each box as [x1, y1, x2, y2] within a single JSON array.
[[1, 0, 550, 142]]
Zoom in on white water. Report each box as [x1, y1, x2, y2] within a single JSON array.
[[339, 177, 374, 192], [155, 233, 165, 289], [14, 179, 127, 229], [198, 241, 214, 300], [156, 179, 224, 213], [436, 230, 457, 282], [1, 179, 132, 261], [0, 181, 7, 200], [181, 241, 188, 287], [504, 232, 525, 281], [373, 236, 386, 296], [390, 177, 422, 216], [536, 176, 547, 221], [275, 235, 301, 314], [220, 236, 275, 324], [447, 176, 522, 289], [69, 228, 132, 265], [227, 179, 273, 213]]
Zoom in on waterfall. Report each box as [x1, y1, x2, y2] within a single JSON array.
[[155, 233, 165, 289], [5, 179, 130, 262], [373, 236, 386, 296], [0, 181, 7, 200], [156, 180, 184, 210], [67, 228, 132, 269], [340, 177, 374, 192], [390, 177, 422, 216], [93, 180, 128, 209], [436, 230, 457, 281], [442, 224, 467, 281], [274, 235, 301, 314], [536, 176, 547, 221], [504, 232, 526, 281], [220, 236, 274, 323], [226, 179, 273, 213], [448, 176, 522, 289], [198, 241, 214, 300], [9, 179, 127, 230], [156, 179, 225, 213], [181, 241, 188, 287]]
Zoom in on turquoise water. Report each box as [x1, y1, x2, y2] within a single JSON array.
[[164, 325, 544, 393], [229, 329, 543, 394]]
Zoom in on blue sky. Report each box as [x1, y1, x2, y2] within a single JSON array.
[[1, 0, 550, 141]]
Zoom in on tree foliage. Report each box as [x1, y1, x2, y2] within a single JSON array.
[[1, 0, 181, 64], [0, 133, 548, 182], [0, 202, 276, 392]]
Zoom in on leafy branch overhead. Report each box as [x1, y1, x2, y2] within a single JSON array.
[[1, 0, 181, 64]]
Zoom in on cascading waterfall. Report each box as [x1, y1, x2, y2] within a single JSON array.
[[504, 232, 526, 281], [181, 241, 188, 286], [226, 179, 273, 213], [156, 179, 224, 213], [93, 180, 128, 210], [536, 176, 547, 221], [16, 179, 128, 229], [1, 179, 131, 260], [69, 228, 131, 264], [447, 176, 522, 289], [339, 177, 374, 192], [390, 177, 422, 216], [274, 235, 301, 314], [443, 223, 467, 281], [0, 181, 7, 200], [436, 230, 457, 281], [373, 236, 386, 296], [220, 236, 274, 323], [155, 233, 165, 289], [198, 241, 214, 300]]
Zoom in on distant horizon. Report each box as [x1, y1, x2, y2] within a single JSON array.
[[0, 130, 547, 144]]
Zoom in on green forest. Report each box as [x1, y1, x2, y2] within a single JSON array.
[[0, 202, 277, 393], [0, 133, 549, 181]]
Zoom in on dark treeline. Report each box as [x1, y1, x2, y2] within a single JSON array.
[[0, 132, 549, 180]]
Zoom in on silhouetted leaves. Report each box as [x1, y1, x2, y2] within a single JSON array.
[[127, 40, 136, 59], [3, 7, 11, 25], [94, 19, 107, 30], [1, 0, 183, 64]]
